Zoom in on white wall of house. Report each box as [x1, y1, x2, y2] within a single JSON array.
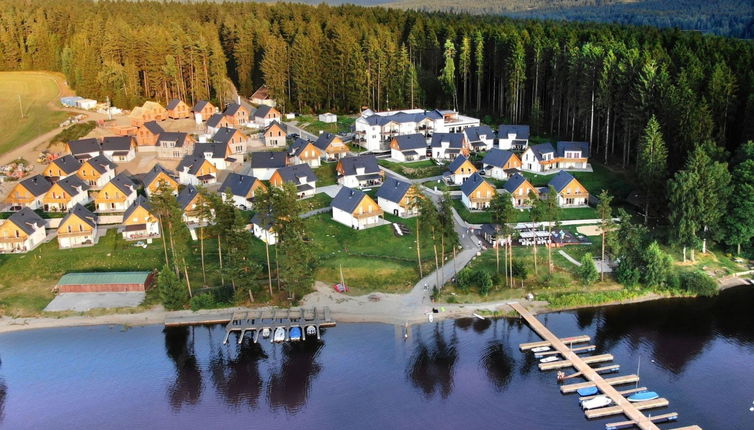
[[332, 206, 380, 229], [265, 135, 286, 147], [450, 171, 474, 186], [97, 193, 136, 213], [557, 194, 588, 207], [0, 226, 46, 253], [104, 149, 136, 163], [252, 223, 277, 245], [520, 150, 546, 172], [58, 230, 97, 249], [338, 175, 359, 189], [378, 197, 412, 217], [44, 192, 91, 212], [178, 171, 200, 186], [251, 167, 277, 181], [461, 193, 491, 210], [122, 220, 161, 241], [484, 165, 508, 180]]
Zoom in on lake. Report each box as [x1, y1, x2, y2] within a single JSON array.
[[1, 287, 753, 429]]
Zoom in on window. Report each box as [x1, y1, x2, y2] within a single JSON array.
[[67, 225, 72, 233]]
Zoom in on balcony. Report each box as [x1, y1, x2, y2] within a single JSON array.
[[353, 210, 384, 219], [57, 231, 94, 239]]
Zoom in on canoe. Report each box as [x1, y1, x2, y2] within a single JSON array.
[[627, 391, 659, 402], [531, 346, 551, 353], [577, 386, 599, 396]]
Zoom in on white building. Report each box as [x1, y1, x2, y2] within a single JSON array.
[[0, 208, 46, 254], [318, 113, 337, 123], [376, 177, 417, 218], [497, 125, 530, 150], [331, 186, 384, 230], [353, 108, 480, 152], [251, 212, 277, 245]]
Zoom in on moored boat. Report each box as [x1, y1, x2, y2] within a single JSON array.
[[539, 356, 560, 363], [306, 325, 317, 336], [627, 391, 659, 402], [577, 386, 599, 396], [531, 346, 551, 353], [289, 326, 302, 341], [581, 395, 612, 410], [261, 327, 271, 338], [273, 327, 286, 343]]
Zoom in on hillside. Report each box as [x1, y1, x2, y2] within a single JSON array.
[[386, 0, 754, 37]]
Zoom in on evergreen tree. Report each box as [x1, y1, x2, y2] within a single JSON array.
[[724, 141, 754, 255], [636, 115, 668, 224], [596, 190, 614, 282], [641, 242, 672, 288], [439, 38, 457, 110], [578, 252, 599, 286], [158, 264, 189, 311]]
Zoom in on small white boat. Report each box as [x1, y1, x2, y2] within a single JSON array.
[[539, 356, 560, 363], [273, 327, 286, 343], [261, 327, 271, 338], [531, 346, 551, 353], [581, 395, 613, 410], [306, 325, 317, 336]]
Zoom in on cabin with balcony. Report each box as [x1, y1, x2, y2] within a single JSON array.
[[250, 212, 277, 245], [76, 155, 116, 190], [463, 125, 495, 152], [314, 132, 349, 161], [122, 196, 160, 241], [66, 138, 101, 161], [218, 173, 265, 210], [42, 175, 90, 212], [288, 138, 322, 168], [101, 136, 136, 163], [482, 149, 522, 180], [176, 154, 218, 186], [57, 204, 98, 249], [503, 173, 538, 208], [0, 208, 46, 254], [94, 173, 137, 213], [461, 172, 497, 210], [270, 164, 318, 198], [444, 154, 478, 185], [252, 105, 281, 128], [547, 170, 589, 207], [331, 186, 384, 230], [250, 151, 287, 180], [336, 155, 383, 189], [193, 142, 233, 170], [206, 113, 234, 135], [376, 177, 419, 218], [431, 132, 469, 161], [224, 103, 250, 127], [390, 134, 427, 162], [43, 155, 81, 182], [143, 164, 178, 197], [177, 185, 210, 226], [213, 127, 247, 158], [497, 124, 530, 150], [3, 175, 52, 210]]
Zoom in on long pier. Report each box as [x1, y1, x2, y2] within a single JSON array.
[[510, 302, 701, 430], [222, 307, 335, 344]]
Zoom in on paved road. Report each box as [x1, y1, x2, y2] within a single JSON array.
[[317, 184, 342, 198]]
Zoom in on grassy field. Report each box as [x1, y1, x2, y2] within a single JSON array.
[[305, 213, 448, 294], [304, 192, 332, 210], [451, 199, 599, 224], [0, 71, 69, 156], [314, 162, 338, 186], [378, 159, 445, 179], [297, 114, 355, 135]]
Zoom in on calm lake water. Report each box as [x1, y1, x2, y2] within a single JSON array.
[[1, 287, 754, 430]]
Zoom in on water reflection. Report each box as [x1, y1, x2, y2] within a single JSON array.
[[407, 324, 458, 399], [454, 318, 473, 331], [267, 339, 324, 414], [209, 339, 268, 409], [472, 318, 492, 333], [0, 377, 6, 424], [482, 341, 514, 391], [164, 327, 203, 409]]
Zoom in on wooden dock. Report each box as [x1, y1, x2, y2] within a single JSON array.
[[586, 398, 670, 419], [539, 353, 614, 370], [509, 302, 703, 430], [606, 412, 679, 429], [222, 307, 335, 344], [519, 335, 591, 350]]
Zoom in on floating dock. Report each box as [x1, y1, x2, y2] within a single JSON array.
[[539, 353, 614, 370], [605, 412, 679, 429], [222, 307, 335, 344], [509, 302, 702, 430]]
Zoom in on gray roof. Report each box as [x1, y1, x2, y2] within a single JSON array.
[[212, 127, 239, 146], [548, 170, 577, 193], [447, 154, 471, 173], [224, 103, 244, 116], [219, 173, 259, 198], [430, 132, 465, 149], [556, 141, 590, 158], [363, 109, 443, 126], [251, 212, 275, 230], [503, 173, 529, 194], [48, 155, 81, 176], [123, 195, 152, 221], [56, 175, 89, 196], [157, 132, 190, 147], [331, 186, 368, 213], [60, 204, 97, 229], [206, 113, 225, 128], [143, 164, 174, 187], [20, 175, 52, 197], [264, 120, 286, 133], [461, 172, 488, 197], [289, 138, 317, 158], [101, 136, 134, 152], [68, 138, 101, 156], [376, 177, 411, 203], [274, 164, 316, 184], [498, 124, 530, 139], [528, 143, 556, 161], [193, 142, 228, 160], [480, 223, 499, 237], [177, 155, 209, 176], [86, 155, 116, 174], [166, 99, 182, 110], [392, 134, 426, 151], [253, 105, 273, 118], [251, 151, 287, 169], [8, 207, 44, 235], [107, 172, 137, 195], [143, 120, 164, 135], [177, 184, 199, 210], [192, 100, 210, 112], [338, 155, 380, 176], [313, 132, 339, 151], [482, 148, 516, 168], [464, 125, 494, 142]]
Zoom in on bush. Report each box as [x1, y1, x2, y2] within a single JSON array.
[[578, 252, 599, 285], [616, 260, 640, 287], [456, 268, 474, 292], [475, 271, 493, 296], [679, 271, 718, 296], [512, 259, 528, 279], [51, 121, 96, 143], [190, 293, 217, 311]]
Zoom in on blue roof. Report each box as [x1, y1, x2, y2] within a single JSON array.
[[498, 124, 530, 139], [376, 177, 411, 203], [177, 185, 199, 210], [8, 207, 45, 235], [274, 164, 317, 184], [331, 186, 368, 213], [123, 195, 152, 221], [447, 154, 471, 173], [461, 172, 489, 197], [219, 173, 260, 197], [528, 142, 556, 161], [503, 173, 530, 194], [430, 132, 465, 149], [392, 134, 426, 151], [464, 125, 494, 142], [313, 132, 340, 151], [338, 155, 380, 176], [556, 141, 590, 158], [548, 170, 577, 193], [482, 148, 516, 168], [363, 110, 443, 126], [289, 138, 318, 158]]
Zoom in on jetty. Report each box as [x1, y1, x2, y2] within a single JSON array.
[[222, 307, 335, 344], [510, 302, 701, 430]]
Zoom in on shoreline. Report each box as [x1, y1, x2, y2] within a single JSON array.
[[1, 280, 749, 335]]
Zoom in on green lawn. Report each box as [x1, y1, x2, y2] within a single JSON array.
[[0, 71, 69, 156], [421, 179, 459, 192], [304, 192, 332, 211], [297, 114, 355, 135], [379, 159, 445, 179], [452, 199, 599, 224], [314, 162, 338, 186], [304, 213, 450, 294]]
